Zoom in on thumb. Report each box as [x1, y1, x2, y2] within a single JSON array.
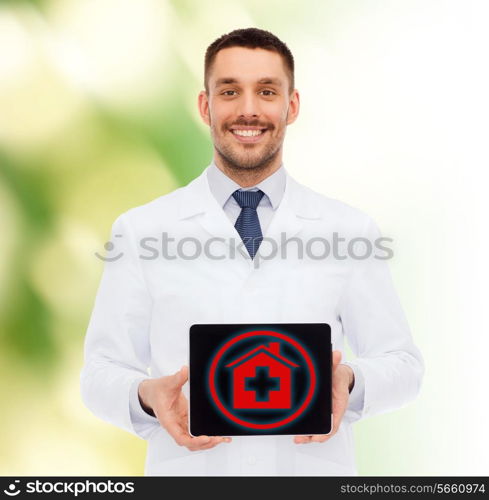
[[165, 365, 188, 390], [332, 350, 342, 370]]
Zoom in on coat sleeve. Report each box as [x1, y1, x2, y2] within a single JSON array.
[[80, 213, 160, 439], [339, 216, 425, 424]]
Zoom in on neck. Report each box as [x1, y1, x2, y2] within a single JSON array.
[[213, 153, 283, 188]]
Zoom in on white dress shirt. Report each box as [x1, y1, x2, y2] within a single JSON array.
[[206, 161, 285, 233]]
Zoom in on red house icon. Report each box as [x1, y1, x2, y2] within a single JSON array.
[[225, 342, 299, 409]]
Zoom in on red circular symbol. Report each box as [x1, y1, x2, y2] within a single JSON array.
[[208, 330, 316, 429]]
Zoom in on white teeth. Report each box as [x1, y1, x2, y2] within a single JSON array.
[[232, 129, 264, 137]]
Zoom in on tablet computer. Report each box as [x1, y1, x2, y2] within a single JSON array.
[[189, 323, 332, 437]]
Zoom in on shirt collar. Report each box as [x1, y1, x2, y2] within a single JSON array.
[[206, 160, 286, 210]]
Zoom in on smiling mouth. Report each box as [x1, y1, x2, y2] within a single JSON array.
[[232, 129, 265, 137], [230, 128, 268, 142]]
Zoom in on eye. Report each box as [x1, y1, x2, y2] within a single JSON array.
[[259, 89, 276, 96], [221, 90, 238, 96]]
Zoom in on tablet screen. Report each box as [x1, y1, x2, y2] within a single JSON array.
[[189, 323, 332, 436]]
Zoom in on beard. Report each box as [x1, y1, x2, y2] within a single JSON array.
[[210, 116, 286, 173], [214, 139, 281, 173]]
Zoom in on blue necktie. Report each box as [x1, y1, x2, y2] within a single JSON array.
[[232, 189, 265, 259]]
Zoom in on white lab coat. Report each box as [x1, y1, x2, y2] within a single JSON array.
[[80, 166, 424, 476]]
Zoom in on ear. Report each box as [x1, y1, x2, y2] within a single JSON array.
[[286, 89, 300, 125], [198, 90, 211, 126]]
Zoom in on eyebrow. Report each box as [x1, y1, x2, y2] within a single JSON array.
[[215, 77, 283, 87]]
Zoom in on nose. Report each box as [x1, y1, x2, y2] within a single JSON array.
[[236, 91, 261, 119]]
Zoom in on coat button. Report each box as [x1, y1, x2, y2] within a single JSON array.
[[247, 455, 257, 465]]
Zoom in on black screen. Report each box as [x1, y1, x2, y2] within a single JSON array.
[[189, 323, 332, 436]]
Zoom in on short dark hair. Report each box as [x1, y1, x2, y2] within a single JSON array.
[[204, 28, 295, 94]]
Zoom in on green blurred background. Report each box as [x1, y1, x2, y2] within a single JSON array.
[[1, 0, 487, 475]]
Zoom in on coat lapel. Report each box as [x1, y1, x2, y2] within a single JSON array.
[[177, 167, 323, 259], [178, 168, 243, 250], [261, 173, 321, 250]]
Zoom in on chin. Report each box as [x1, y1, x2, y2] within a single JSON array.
[[229, 156, 277, 172], [216, 141, 279, 171]]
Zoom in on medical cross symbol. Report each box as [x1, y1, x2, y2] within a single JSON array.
[[245, 366, 280, 402]]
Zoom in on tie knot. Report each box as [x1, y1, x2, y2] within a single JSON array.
[[232, 189, 265, 209]]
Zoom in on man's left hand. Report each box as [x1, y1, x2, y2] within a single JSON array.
[[294, 350, 353, 444]]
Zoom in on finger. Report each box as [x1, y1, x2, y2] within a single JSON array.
[[161, 415, 199, 447], [189, 441, 218, 452], [331, 399, 347, 433], [164, 366, 188, 392], [203, 436, 232, 448], [332, 350, 342, 370], [169, 428, 232, 452], [187, 434, 213, 448], [310, 434, 329, 443], [180, 365, 189, 383], [182, 434, 212, 450], [294, 435, 312, 444], [186, 435, 228, 452], [331, 413, 343, 436], [198, 436, 231, 446]]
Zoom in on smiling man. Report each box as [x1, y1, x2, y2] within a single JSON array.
[[81, 28, 424, 476], [199, 41, 298, 184]]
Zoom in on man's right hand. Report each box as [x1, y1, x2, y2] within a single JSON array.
[[138, 366, 231, 451]]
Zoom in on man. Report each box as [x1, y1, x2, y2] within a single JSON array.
[[81, 28, 424, 476]]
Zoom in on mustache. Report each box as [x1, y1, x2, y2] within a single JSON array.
[[224, 119, 274, 130]]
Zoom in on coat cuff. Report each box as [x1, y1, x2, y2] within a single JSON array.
[[128, 378, 160, 439], [341, 361, 366, 424]]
